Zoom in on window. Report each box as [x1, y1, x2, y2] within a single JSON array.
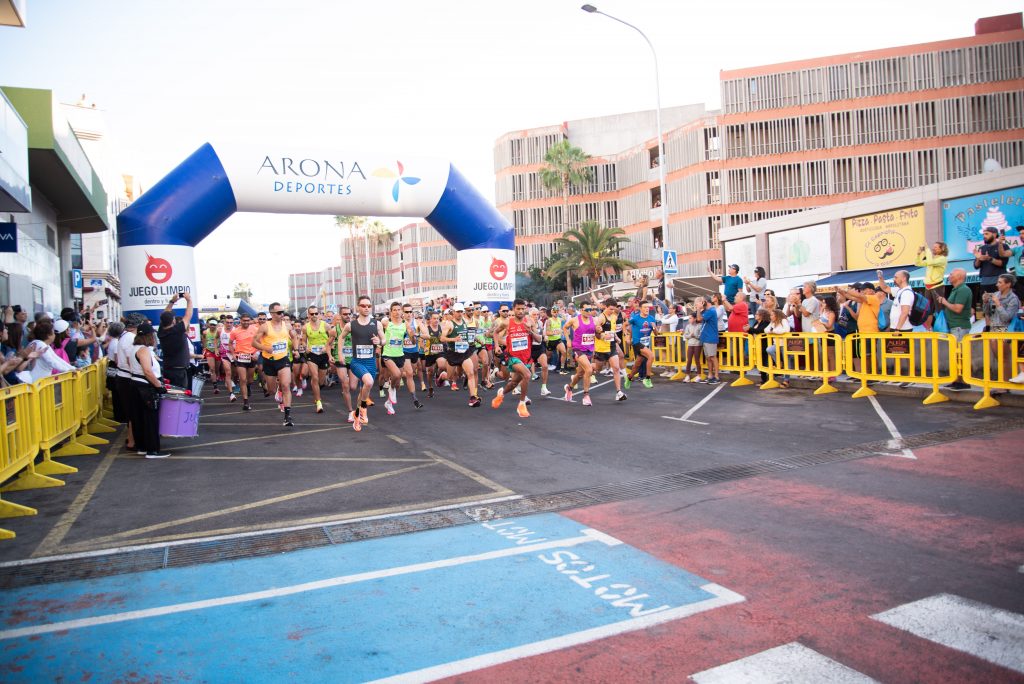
[[70, 234, 83, 270], [33, 285, 44, 313], [0, 271, 8, 305], [46, 226, 56, 250]]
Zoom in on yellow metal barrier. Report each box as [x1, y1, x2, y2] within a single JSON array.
[[95, 357, 119, 427], [651, 332, 689, 380], [843, 332, 959, 405], [77, 363, 114, 443], [34, 371, 97, 467], [0, 383, 49, 538], [757, 332, 843, 394], [717, 332, 755, 387], [960, 332, 1024, 410]]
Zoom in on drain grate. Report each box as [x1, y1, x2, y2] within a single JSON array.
[[3, 416, 1021, 589]]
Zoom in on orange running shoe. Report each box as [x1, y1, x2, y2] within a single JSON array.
[[516, 401, 530, 418], [491, 388, 504, 409], [352, 416, 362, 432]]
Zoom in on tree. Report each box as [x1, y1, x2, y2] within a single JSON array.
[[335, 215, 368, 297], [545, 221, 637, 292], [231, 282, 253, 301], [539, 140, 593, 294]]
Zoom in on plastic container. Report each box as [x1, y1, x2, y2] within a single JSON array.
[[158, 393, 203, 438]]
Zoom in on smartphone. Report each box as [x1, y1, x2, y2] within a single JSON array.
[[95, 311, 105, 320]]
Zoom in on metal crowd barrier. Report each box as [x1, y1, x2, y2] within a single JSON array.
[[757, 332, 843, 395], [0, 383, 47, 539], [960, 332, 1024, 410], [718, 333, 756, 387], [842, 332, 959, 405]]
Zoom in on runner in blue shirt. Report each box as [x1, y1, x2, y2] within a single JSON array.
[[625, 300, 658, 389], [698, 297, 721, 384]]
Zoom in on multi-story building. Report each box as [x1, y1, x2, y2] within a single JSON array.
[[493, 13, 1024, 285], [287, 222, 457, 312]]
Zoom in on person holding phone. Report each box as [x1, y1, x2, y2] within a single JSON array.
[[975, 226, 1012, 293]]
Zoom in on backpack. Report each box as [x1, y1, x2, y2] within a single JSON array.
[[897, 287, 931, 326]]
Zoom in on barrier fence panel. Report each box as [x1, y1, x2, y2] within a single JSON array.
[[718, 332, 755, 387], [94, 357, 119, 428], [38, 371, 98, 463], [960, 332, 1024, 410], [843, 332, 958, 405], [75, 364, 112, 446], [0, 383, 46, 537], [757, 332, 843, 394], [651, 332, 689, 380]]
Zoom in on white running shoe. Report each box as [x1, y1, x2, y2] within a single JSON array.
[[615, 390, 627, 401], [582, 394, 592, 406], [275, 390, 282, 403], [564, 384, 573, 402], [547, 364, 556, 371], [524, 396, 532, 405], [1010, 371, 1024, 384], [385, 400, 395, 415], [347, 411, 356, 423], [296, 387, 303, 397], [301, 378, 308, 389], [512, 386, 521, 395], [540, 385, 551, 396], [388, 387, 397, 404], [229, 393, 237, 402]]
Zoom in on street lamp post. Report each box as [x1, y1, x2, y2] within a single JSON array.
[[581, 4, 668, 272]]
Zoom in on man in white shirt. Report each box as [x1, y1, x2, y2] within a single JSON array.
[[878, 269, 915, 332], [794, 281, 821, 332]]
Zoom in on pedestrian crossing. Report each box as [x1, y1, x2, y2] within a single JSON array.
[[690, 594, 1024, 682]]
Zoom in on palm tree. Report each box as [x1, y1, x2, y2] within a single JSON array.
[[539, 140, 593, 294], [545, 221, 637, 293], [335, 215, 367, 297]]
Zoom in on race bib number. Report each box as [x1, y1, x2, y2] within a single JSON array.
[[455, 341, 469, 353], [581, 333, 595, 346], [342, 345, 353, 358], [271, 341, 288, 355], [403, 336, 414, 347], [310, 345, 324, 354], [390, 336, 404, 346], [221, 333, 231, 345], [430, 343, 443, 355], [640, 335, 651, 347], [355, 344, 373, 359], [510, 336, 529, 352], [236, 353, 252, 363], [602, 331, 615, 341]]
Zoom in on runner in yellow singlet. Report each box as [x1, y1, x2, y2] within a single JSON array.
[[254, 301, 299, 427]]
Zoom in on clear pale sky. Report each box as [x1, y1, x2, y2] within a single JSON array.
[[1, 0, 1019, 304]]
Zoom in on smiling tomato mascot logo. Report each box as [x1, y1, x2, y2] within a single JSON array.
[[145, 253, 173, 284], [489, 256, 508, 281]]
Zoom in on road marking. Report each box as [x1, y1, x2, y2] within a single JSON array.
[[872, 594, 1024, 674], [690, 642, 878, 683], [0, 529, 621, 641], [138, 455, 431, 462], [375, 583, 744, 684], [31, 452, 118, 558], [424, 450, 514, 495], [167, 426, 345, 452], [663, 382, 725, 422], [387, 434, 408, 444], [867, 395, 916, 459], [543, 377, 614, 401], [74, 462, 438, 547]]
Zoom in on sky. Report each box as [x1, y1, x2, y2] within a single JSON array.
[[1, 0, 1020, 304]]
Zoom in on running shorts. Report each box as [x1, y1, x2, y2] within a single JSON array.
[[593, 351, 612, 363], [333, 358, 350, 369], [232, 353, 255, 369], [530, 344, 545, 363], [631, 342, 648, 358], [349, 358, 378, 381], [404, 351, 421, 364], [575, 349, 594, 361], [262, 356, 291, 376], [422, 353, 440, 368], [444, 350, 474, 367], [306, 352, 330, 370], [291, 352, 307, 365], [505, 356, 527, 372], [545, 340, 561, 353]]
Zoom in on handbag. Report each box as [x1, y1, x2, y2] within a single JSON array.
[[933, 310, 949, 334], [1009, 314, 1024, 333]]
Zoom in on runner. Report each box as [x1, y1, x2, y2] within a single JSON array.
[[562, 302, 598, 405], [381, 301, 422, 415], [530, 308, 551, 397], [337, 295, 382, 431], [253, 302, 298, 427], [229, 313, 259, 410], [419, 310, 448, 398], [440, 303, 482, 407], [402, 305, 428, 396], [290, 318, 307, 397], [303, 305, 335, 414], [625, 299, 657, 389], [592, 297, 628, 401], [329, 307, 356, 422], [545, 305, 568, 375], [202, 318, 222, 393], [255, 312, 268, 395], [475, 305, 495, 390], [490, 298, 536, 418], [217, 315, 237, 401]]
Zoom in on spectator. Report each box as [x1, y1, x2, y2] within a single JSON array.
[[935, 267, 973, 390], [749, 307, 772, 384], [23, 320, 76, 382], [724, 291, 750, 333], [783, 289, 803, 332], [158, 292, 194, 389], [115, 315, 145, 452], [982, 273, 1020, 377], [795, 281, 821, 332], [127, 322, 169, 459], [814, 297, 839, 378], [709, 264, 744, 303], [762, 290, 778, 314], [13, 306, 29, 347], [710, 293, 728, 333], [974, 226, 1012, 293], [1, 324, 44, 385], [836, 282, 884, 376], [743, 266, 768, 318], [681, 309, 703, 382], [1008, 225, 1024, 300], [764, 307, 791, 388], [915, 241, 949, 329], [877, 270, 915, 332], [696, 297, 720, 384]]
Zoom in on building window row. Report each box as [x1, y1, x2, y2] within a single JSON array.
[[508, 132, 564, 166], [722, 39, 1024, 112]]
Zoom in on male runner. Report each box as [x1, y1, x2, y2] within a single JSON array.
[[592, 297, 627, 401], [625, 299, 657, 389], [440, 303, 482, 407], [329, 306, 356, 423], [562, 302, 598, 405], [201, 318, 222, 392], [303, 305, 335, 413], [545, 305, 568, 374], [419, 310, 447, 398], [218, 315, 237, 401], [337, 295, 382, 431], [229, 312, 258, 410], [290, 319, 307, 396], [490, 298, 538, 418], [381, 301, 422, 414], [529, 308, 551, 396], [254, 302, 299, 426], [401, 305, 427, 395], [475, 306, 495, 390]]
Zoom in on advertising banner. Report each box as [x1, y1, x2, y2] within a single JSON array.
[[723, 237, 756, 280], [768, 223, 830, 279], [844, 205, 925, 270], [941, 186, 1024, 261], [119, 244, 196, 314], [457, 248, 515, 303]]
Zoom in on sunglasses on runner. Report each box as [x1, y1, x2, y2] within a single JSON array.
[[271, 311, 283, 315]]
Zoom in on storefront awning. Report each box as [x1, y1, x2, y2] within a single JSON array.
[[815, 266, 905, 293], [907, 259, 979, 288], [670, 275, 720, 302]]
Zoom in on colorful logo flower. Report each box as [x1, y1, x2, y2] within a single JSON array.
[[372, 161, 421, 202]]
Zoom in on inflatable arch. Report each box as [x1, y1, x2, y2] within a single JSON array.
[[117, 143, 515, 325]]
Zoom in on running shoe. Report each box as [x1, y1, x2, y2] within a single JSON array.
[[582, 394, 592, 406], [213, 386, 220, 395], [563, 384, 573, 402], [414, 399, 424, 410], [516, 402, 530, 418], [427, 387, 434, 398], [295, 387, 303, 397], [315, 400, 324, 414], [347, 411, 356, 423], [540, 385, 551, 396], [229, 392, 237, 402], [301, 378, 308, 390], [706, 377, 720, 384], [524, 396, 532, 406], [491, 388, 504, 409], [615, 390, 628, 401], [279, 403, 285, 413], [421, 383, 428, 392], [696, 377, 708, 384], [642, 378, 653, 389], [283, 414, 294, 427], [365, 398, 375, 407], [145, 451, 170, 459], [353, 416, 362, 432], [243, 401, 251, 411], [379, 387, 386, 398], [623, 377, 632, 389], [512, 386, 521, 395], [450, 383, 459, 391], [359, 408, 369, 424], [547, 364, 556, 371], [388, 387, 397, 404], [275, 390, 282, 403], [468, 396, 481, 408], [385, 400, 395, 415]]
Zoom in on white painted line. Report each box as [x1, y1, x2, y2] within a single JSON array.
[[581, 527, 624, 547], [690, 642, 878, 683], [0, 494, 523, 569], [369, 583, 745, 684], [867, 395, 916, 459], [872, 594, 1024, 674], [663, 382, 726, 422], [682, 419, 709, 426], [0, 532, 610, 641]]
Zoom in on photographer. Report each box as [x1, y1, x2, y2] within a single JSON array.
[[128, 322, 169, 459], [974, 226, 1012, 293], [915, 241, 949, 329], [158, 291, 194, 389]]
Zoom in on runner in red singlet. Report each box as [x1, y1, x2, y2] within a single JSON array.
[[489, 298, 536, 418]]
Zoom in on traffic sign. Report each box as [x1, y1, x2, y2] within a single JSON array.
[[662, 249, 678, 275], [71, 269, 83, 298]]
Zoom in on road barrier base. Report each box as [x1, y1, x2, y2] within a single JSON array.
[[77, 430, 109, 447], [52, 438, 100, 458], [35, 457, 78, 476], [923, 387, 950, 405], [96, 416, 119, 429], [1, 464, 64, 492], [730, 375, 754, 387], [87, 419, 117, 434], [0, 528, 13, 539], [0, 496, 36, 518], [974, 392, 1001, 410], [851, 384, 876, 398], [760, 379, 781, 390], [814, 382, 839, 395]]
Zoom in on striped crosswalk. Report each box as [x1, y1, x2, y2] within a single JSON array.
[[690, 594, 1024, 682]]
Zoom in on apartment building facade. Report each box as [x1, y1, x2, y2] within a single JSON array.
[[493, 13, 1024, 283]]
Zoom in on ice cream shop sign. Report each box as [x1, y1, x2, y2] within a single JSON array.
[[942, 186, 1024, 261]]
